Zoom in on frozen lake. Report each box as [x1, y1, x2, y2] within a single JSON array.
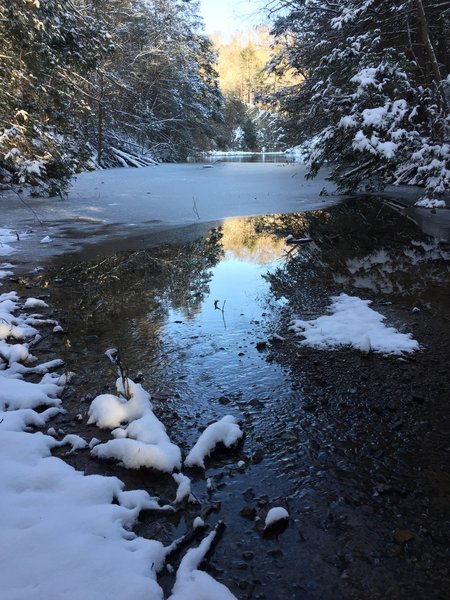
[[1, 162, 337, 261]]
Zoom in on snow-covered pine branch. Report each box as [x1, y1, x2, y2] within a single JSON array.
[[268, 0, 450, 198]]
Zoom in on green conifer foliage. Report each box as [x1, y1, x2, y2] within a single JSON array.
[[268, 0, 449, 197]]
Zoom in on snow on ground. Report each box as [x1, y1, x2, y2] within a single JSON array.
[[23, 297, 49, 309], [184, 415, 243, 469], [88, 376, 182, 472], [0, 429, 167, 600], [0, 285, 170, 600], [289, 293, 419, 355], [172, 473, 196, 504], [415, 198, 447, 209], [0, 255, 237, 599], [168, 528, 238, 600]]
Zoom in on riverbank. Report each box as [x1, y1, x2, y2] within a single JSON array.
[[2, 195, 448, 599]]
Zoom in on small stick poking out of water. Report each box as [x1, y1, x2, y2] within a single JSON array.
[[192, 196, 200, 220], [214, 299, 227, 328], [105, 347, 131, 399]]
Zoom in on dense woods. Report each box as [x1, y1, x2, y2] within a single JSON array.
[[267, 0, 449, 197], [0, 0, 448, 196], [0, 0, 223, 193]]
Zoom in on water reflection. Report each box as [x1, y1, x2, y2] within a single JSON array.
[[221, 217, 287, 264], [45, 200, 450, 600], [188, 152, 288, 164], [265, 197, 450, 314], [49, 217, 292, 421]]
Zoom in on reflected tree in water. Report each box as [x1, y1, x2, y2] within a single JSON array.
[[47, 228, 224, 355], [265, 198, 450, 314]]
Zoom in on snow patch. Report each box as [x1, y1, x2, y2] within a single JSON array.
[[265, 507, 289, 529], [173, 473, 196, 504], [89, 378, 181, 472], [0, 429, 167, 600], [23, 297, 49, 309], [193, 516, 205, 530], [184, 415, 243, 469], [289, 293, 419, 355], [414, 198, 446, 209], [168, 529, 238, 600]]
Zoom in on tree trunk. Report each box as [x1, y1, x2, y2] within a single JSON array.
[[414, 0, 449, 110], [97, 73, 104, 167]]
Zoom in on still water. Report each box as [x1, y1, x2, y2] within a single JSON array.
[[189, 152, 289, 163], [45, 199, 449, 599]]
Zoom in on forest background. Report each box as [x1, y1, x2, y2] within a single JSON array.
[[0, 0, 448, 198]]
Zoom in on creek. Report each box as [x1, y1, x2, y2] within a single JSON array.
[[21, 195, 448, 600]]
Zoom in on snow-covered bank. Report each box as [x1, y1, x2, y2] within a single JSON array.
[[0, 429, 168, 600], [0, 285, 168, 599], [0, 236, 240, 600]]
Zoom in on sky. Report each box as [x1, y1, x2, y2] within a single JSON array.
[[199, 0, 268, 38]]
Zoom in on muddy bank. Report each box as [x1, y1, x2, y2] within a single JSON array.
[[12, 197, 450, 599]]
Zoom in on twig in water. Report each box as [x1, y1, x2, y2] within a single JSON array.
[[13, 190, 44, 226], [214, 299, 227, 328], [192, 196, 200, 220], [105, 347, 131, 399]]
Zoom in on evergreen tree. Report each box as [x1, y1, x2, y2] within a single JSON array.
[[0, 0, 111, 194], [0, 0, 223, 191], [268, 0, 449, 197], [85, 0, 223, 164]]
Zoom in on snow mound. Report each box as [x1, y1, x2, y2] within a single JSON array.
[[193, 516, 205, 530], [89, 378, 181, 473], [414, 198, 446, 209], [265, 507, 289, 529], [184, 415, 243, 469], [289, 293, 419, 355], [0, 429, 167, 600], [0, 373, 62, 411], [168, 529, 238, 600], [23, 297, 49, 309], [93, 436, 181, 472], [87, 379, 151, 429], [173, 473, 195, 504]]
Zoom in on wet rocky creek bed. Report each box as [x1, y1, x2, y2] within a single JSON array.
[[13, 197, 450, 599]]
